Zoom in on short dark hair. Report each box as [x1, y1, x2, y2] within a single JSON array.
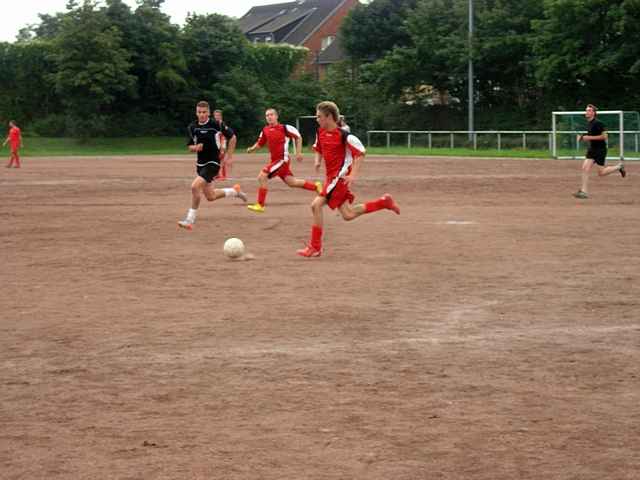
[[196, 101, 210, 110], [265, 108, 279, 116], [587, 104, 598, 115], [213, 109, 223, 115]]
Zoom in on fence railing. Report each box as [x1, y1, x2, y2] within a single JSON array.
[[366, 130, 640, 157]]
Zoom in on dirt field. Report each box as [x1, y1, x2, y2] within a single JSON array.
[[1, 154, 639, 479]]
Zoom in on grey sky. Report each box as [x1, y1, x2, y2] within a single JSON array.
[[0, 0, 285, 42]]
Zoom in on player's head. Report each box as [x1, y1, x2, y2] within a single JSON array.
[[316, 101, 340, 129], [196, 101, 210, 124], [9, 120, 16, 127], [213, 109, 223, 123], [265, 108, 279, 126], [585, 104, 597, 120]]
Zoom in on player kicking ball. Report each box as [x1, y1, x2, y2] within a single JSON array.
[[246, 108, 321, 213], [297, 101, 400, 258], [178, 101, 247, 230]]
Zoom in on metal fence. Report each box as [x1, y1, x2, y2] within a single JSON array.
[[367, 130, 640, 159]]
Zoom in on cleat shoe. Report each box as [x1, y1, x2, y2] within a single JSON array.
[[297, 244, 322, 258], [619, 164, 627, 178], [247, 203, 265, 213], [315, 181, 323, 194], [177, 218, 194, 230], [573, 190, 588, 199], [233, 183, 248, 203], [381, 193, 400, 214]]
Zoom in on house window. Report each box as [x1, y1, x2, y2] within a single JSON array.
[[321, 35, 335, 51]]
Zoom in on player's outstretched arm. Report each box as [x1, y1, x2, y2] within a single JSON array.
[[314, 152, 323, 172], [227, 135, 237, 160], [295, 136, 303, 162], [343, 153, 364, 187]]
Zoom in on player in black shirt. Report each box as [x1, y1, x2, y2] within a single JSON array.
[[573, 104, 626, 199], [178, 101, 247, 230], [213, 109, 237, 180]]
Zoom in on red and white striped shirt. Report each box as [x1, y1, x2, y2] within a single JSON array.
[[256, 124, 301, 162], [313, 128, 365, 178]]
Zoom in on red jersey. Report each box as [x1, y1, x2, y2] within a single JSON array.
[[9, 127, 21, 146], [256, 123, 301, 163], [313, 127, 365, 178]]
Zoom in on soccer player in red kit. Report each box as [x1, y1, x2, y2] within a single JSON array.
[[297, 101, 400, 258], [3, 121, 23, 168], [246, 108, 321, 213]]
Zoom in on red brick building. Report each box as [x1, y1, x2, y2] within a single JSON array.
[[238, 0, 358, 79]]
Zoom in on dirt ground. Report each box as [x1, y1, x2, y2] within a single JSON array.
[[1, 154, 639, 480]]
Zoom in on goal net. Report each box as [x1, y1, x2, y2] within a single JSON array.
[[552, 110, 640, 160]]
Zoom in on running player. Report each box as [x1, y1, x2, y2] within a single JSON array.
[[177, 101, 247, 230], [297, 101, 400, 258], [213, 109, 237, 180], [573, 104, 626, 199], [3, 121, 23, 168], [246, 108, 321, 213]]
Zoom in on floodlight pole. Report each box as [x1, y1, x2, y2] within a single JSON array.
[[468, 0, 474, 140]]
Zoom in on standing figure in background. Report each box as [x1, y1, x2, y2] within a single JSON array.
[[3, 121, 23, 168]]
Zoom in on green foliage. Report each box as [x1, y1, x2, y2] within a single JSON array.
[[49, 1, 137, 136], [533, 0, 640, 107], [341, 0, 418, 61], [3, 0, 640, 139]]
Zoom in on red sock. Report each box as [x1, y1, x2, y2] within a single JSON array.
[[15, 155, 20, 167], [364, 197, 386, 213], [302, 180, 316, 191], [311, 225, 323, 250], [258, 187, 268, 206]]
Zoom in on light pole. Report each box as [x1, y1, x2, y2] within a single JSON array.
[[468, 0, 474, 139]]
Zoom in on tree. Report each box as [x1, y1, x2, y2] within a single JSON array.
[[49, 0, 137, 135], [341, 0, 418, 61], [182, 14, 249, 92], [533, 0, 640, 108]]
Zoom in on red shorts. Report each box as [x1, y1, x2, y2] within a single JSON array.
[[262, 160, 293, 180], [322, 176, 354, 210]]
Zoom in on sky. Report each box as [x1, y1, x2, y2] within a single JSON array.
[[0, 0, 285, 42]]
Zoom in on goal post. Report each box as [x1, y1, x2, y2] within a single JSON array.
[[551, 110, 640, 160]]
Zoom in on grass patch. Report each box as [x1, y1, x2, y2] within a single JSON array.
[[10, 137, 568, 159], [16, 137, 188, 156]]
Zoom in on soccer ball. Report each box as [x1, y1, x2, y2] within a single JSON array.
[[223, 237, 245, 259]]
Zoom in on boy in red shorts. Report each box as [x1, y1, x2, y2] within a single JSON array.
[[297, 101, 400, 258], [3, 121, 23, 168], [246, 108, 321, 213]]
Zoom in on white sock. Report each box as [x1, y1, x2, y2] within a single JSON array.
[[187, 208, 197, 221], [223, 188, 237, 198]]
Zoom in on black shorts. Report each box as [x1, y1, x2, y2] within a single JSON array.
[[197, 162, 220, 183], [587, 149, 607, 166]]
